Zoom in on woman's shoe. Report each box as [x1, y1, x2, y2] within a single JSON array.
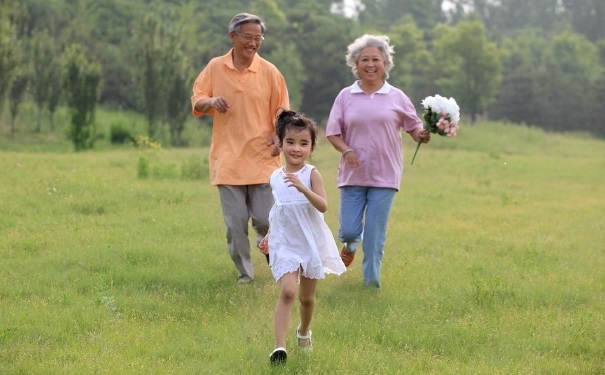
[[340, 245, 355, 267], [269, 347, 287, 364], [296, 324, 313, 353]]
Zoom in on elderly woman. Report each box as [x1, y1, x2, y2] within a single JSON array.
[[326, 34, 430, 288]]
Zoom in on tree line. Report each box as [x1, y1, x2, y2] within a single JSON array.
[[1, 0, 604, 150]]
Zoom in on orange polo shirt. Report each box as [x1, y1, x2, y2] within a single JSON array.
[[191, 49, 290, 186]]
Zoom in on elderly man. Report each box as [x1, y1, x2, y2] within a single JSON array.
[[191, 13, 290, 284]]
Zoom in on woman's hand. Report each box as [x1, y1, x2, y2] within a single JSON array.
[[343, 149, 361, 170], [414, 128, 431, 143]]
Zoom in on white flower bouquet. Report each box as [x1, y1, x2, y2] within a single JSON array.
[[411, 94, 461, 165]]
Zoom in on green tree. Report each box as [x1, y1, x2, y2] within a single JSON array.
[[0, 17, 21, 122], [284, 10, 359, 121], [432, 20, 502, 122], [446, 0, 561, 38], [536, 30, 600, 133], [265, 43, 306, 111], [164, 42, 192, 147], [132, 12, 176, 139], [357, 0, 444, 32], [388, 17, 436, 104], [9, 68, 29, 136], [29, 30, 62, 131], [488, 30, 546, 126], [561, 0, 605, 42], [47, 61, 63, 131], [63, 44, 102, 151]]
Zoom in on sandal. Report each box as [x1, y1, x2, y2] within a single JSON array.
[[340, 246, 355, 267], [269, 347, 287, 365], [296, 324, 313, 353]]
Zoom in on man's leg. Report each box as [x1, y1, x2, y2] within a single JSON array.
[[218, 185, 254, 282], [248, 183, 273, 264]]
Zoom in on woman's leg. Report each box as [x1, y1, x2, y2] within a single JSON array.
[[361, 188, 396, 287], [338, 186, 367, 252], [273, 272, 298, 349]]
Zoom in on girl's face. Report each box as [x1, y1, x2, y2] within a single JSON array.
[[281, 128, 312, 168], [357, 46, 385, 84]]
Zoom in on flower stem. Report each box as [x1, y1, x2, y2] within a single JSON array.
[[411, 141, 422, 165]]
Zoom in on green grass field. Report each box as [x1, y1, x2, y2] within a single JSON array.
[[1, 121, 604, 374]]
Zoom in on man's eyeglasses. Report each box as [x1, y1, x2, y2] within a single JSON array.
[[235, 32, 264, 43]]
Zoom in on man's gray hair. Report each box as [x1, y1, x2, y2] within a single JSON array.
[[228, 13, 266, 34]]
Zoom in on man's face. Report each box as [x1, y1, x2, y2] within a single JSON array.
[[230, 22, 264, 60]]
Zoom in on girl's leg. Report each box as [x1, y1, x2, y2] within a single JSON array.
[[297, 275, 318, 346], [274, 272, 299, 349], [361, 188, 396, 287]]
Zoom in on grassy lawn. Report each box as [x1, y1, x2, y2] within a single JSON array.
[[1, 121, 604, 374]]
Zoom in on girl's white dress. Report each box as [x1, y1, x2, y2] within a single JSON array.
[[268, 164, 346, 282]]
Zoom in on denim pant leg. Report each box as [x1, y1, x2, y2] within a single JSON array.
[[361, 188, 396, 286], [338, 186, 367, 252]]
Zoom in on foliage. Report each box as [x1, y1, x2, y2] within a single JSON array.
[[387, 18, 436, 103], [358, 0, 444, 31], [63, 44, 102, 151], [2, 0, 605, 141], [285, 9, 360, 121], [109, 122, 132, 144], [180, 154, 209, 180], [432, 21, 502, 122], [29, 30, 62, 132], [8, 69, 28, 136], [0, 17, 21, 119]]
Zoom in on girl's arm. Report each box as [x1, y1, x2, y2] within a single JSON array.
[[307, 168, 328, 213]]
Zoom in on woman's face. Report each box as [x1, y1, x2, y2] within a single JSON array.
[[356, 46, 385, 84]]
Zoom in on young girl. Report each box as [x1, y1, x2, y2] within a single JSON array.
[[259, 110, 346, 365]]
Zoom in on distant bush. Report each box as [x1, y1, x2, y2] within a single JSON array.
[[152, 163, 179, 179], [137, 155, 149, 178], [181, 154, 208, 180], [110, 122, 132, 144]]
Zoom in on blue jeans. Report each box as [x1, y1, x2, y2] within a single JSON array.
[[338, 186, 396, 287]]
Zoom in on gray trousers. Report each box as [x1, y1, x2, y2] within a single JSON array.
[[218, 184, 273, 281]]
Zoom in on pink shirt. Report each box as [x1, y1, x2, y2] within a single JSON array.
[[326, 81, 422, 190], [191, 49, 290, 185]]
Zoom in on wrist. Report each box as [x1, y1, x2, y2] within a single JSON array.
[[342, 148, 354, 157]]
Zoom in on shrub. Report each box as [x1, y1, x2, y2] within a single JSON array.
[[110, 122, 132, 144], [181, 154, 208, 180]]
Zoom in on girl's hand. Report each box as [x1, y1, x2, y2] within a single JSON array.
[[284, 173, 306, 193], [258, 235, 269, 255]]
